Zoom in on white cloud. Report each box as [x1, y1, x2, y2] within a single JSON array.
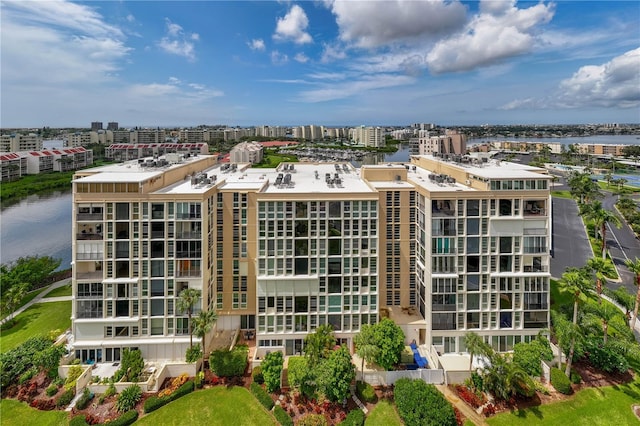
[[557, 48, 640, 108], [273, 5, 312, 45], [294, 53, 309, 63], [307, 72, 346, 81], [297, 74, 415, 103], [248, 39, 266, 51], [159, 18, 198, 61], [426, 0, 554, 74], [320, 43, 347, 63], [126, 14, 135, 23], [271, 50, 289, 65], [327, 0, 467, 48]]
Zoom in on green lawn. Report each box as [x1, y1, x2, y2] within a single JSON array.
[[0, 399, 68, 426], [134, 386, 277, 426], [1, 287, 48, 321], [0, 301, 71, 353], [487, 377, 640, 426], [551, 190, 572, 199], [43, 283, 72, 298], [365, 400, 403, 426]]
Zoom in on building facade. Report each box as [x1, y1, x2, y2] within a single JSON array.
[[69, 153, 551, 364]]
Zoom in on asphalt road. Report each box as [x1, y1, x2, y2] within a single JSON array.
[[550, 197, 593, 279]]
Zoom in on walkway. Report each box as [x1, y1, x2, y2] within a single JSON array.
[[436, 384, 488, 426], [0, 278, 72, 326]]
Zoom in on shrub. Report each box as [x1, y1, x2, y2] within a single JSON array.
[[340, 409, 365, 426], [273, 405, 293, 426], [585, 339, 630, 373], [394, 378, 456, 426], [209, 346, 248, 377], [297, 414, 328, 426], [158, 373, 189, 398], [169, 380, 194, 401], [455, 385, 483, 409], [69, 415, 89, 426], [355, 381, 376, 403], [186, 346, 202, 363], [55, 389, 75, 407], [252, 365, 264, 384], [115, 384, 142, 412], [144, 396, 168, 414], [114, 349, 144, 382], [29, 398, 56, 411], [104, 381, 117, 398], [45, 384, 58, 397], [0, 336, 52, 388], [64, 365, 84, 391], [75, 388, 93, 410], [513, 336, 553, 377], [550, 368, 572, 395], [262, 351, 284, 393], [18, 367, 37, 385], [570, 369, 582, 384], [108, 410, 139, 426], [286, 356, 307, 389], [482, 403, 497, 417], [250, 382, 274, 410]]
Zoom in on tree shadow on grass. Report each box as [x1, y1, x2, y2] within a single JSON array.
[[0, 308, 42, 339]]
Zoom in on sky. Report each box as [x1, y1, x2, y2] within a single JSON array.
[[1, 0, 639, 128]]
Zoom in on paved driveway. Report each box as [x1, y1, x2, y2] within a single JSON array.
[[550, 197, 593, 279]]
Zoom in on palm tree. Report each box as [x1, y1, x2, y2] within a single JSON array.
[[354, 324, 378, 381], [0, 282, 28, 326], [624, 257, 640, 330], [176, 288, 202, 348], [464, 331, 490, 372], [568, 172, 601, 204], [303, 324, 336, 368], [557, 267, 594, 377], [586, 256, 615, 303], [580, 201, 622, 259], [192, 309, 218, 373], [587, 303, 617, 344], [481, 351, 534, 401]]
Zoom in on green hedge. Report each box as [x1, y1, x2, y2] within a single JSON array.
[[144, 380, 195, 413], [273, 405, 293, 426], [340, 409, 365, 426], [209, 346, 248, 377], [355, 381, 376, 403], [394, 378, 456, 426], [107, 410, 139, 426], [252, 365, 264, 384], [250, 382, 274, 410], [550, 368, 572, 394]]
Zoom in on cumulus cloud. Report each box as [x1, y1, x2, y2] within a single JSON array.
[[273, 5, 312, 44], [294, 53, 309, 63], [159, 18, 198, 61], [326, 0, 467, 48], [271, 50, 289, 65], [426, 0, 554, 74], [248, 38, 266, 51], [557, 48, 640, 108]]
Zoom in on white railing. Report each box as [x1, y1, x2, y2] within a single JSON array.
[[361, 368, 444, 386]]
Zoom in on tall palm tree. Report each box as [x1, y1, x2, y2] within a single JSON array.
[[354, 324, 378, 381], [587, 303, 617, 344], [586, 256, 615, 304], [624, 257, 640, 330], [192, 309, 218, 373], [303, 324, 335, 368], [580, 201, 622, 259], [464, 331, 490, 372], [176, 288, 202, 348], [558, 267, 594, 377]]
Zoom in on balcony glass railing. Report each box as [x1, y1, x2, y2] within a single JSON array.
[[77, 233, 103, 240]]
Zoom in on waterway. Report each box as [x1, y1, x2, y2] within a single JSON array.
[[0, 190, 73, 269]]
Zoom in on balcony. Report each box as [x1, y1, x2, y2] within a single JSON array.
[[176, 270, 201, 278], [176, 232, 201, 239], [76, 253, 103, 261], [77, 213, 103, 221], [77, 233, 103, 241], [77, 271, 103, 280], [523, 265, 549, 273], [524, 201, 547, 217]]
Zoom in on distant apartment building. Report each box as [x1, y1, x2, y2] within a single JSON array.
[[69, 152, 550, 364], [136, 129, 166, 145], [229, 141, 264, 164], [178, 129, 208, 144], [418, 130, 467, 156], [256, 126, 287, 139], [490, 141, 563, 154], [575, 143, 629, 157], [68, 132, 93, 147], [0, 147, 93, 181], [224, 128, 255, 142], [107, 122, 119, 131], [91, 122, 103, 132], [0, 133, 43, 152], [105, 143, 209, 162], [352, 126, 385, 148]]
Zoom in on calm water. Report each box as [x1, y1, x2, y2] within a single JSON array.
[[0, 191, 73, 269]]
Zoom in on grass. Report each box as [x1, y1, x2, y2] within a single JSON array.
[[43, 283, 72, 298], [365, 400, 403, 426], [0, 399, 69, 426], [486, 377, 640, 426], [0, 301, 71, 353], [1, 287, 49, 321], [551, 190, 573, 199], [135, 386, 277, 426]]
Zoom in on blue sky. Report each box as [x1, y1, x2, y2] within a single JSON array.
[[1, 1, 639, 128]]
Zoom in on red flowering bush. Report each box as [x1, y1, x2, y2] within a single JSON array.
[[455, 385, 484, 409]]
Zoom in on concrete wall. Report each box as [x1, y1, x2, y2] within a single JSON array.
[[361, 369, 444, 386]]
